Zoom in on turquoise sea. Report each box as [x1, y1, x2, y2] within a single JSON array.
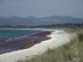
[[0, 29, 41, 41]]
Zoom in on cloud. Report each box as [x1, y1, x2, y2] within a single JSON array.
[[0, 0, 3, 6], [80, 0, 83, 2], [0, 0, 6, 4], [80, 0, 83, 3], [79, 0, 83, 5], [0, 0, 2, 3], [0, 0, 83, 18]]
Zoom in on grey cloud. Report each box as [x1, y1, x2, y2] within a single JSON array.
[[0, 0, 83, 18], [0, 0, 2, 3]]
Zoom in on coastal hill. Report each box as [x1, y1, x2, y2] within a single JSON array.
[[0, 16, 83, 26]]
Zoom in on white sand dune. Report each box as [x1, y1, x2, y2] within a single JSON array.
[[0, 30, 73, 62]]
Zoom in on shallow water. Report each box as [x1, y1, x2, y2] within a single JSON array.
[[0, 29, 41, 41]]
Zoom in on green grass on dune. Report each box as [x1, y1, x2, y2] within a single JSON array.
[[17, 28, 83, 62]]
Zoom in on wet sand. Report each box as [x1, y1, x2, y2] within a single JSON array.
[[0, 31, 51, 54]]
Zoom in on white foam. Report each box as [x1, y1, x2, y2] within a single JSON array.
[[0, 30, 73, 62]]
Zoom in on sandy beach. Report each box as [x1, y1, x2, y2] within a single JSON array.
[[0, 29, 73, 62], [0, 31, 51, 54]]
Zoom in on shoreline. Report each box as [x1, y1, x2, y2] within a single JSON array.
[[0, 30, 73, 62], [0, 31, 52, 54], [0, 28, 56, 31]]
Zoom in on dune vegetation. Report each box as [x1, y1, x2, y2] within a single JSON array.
[[17, 28, 83, 62]]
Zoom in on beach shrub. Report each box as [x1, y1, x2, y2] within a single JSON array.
[[17, 28, 83, 62], [77, 33, 83, 42]]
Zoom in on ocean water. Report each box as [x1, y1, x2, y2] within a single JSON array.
[[0, 29, 41, 41]]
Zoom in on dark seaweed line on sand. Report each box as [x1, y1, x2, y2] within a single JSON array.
[[0, 31, 52, 55]]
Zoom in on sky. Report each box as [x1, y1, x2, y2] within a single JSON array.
[[0, 0, 83, 18]]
